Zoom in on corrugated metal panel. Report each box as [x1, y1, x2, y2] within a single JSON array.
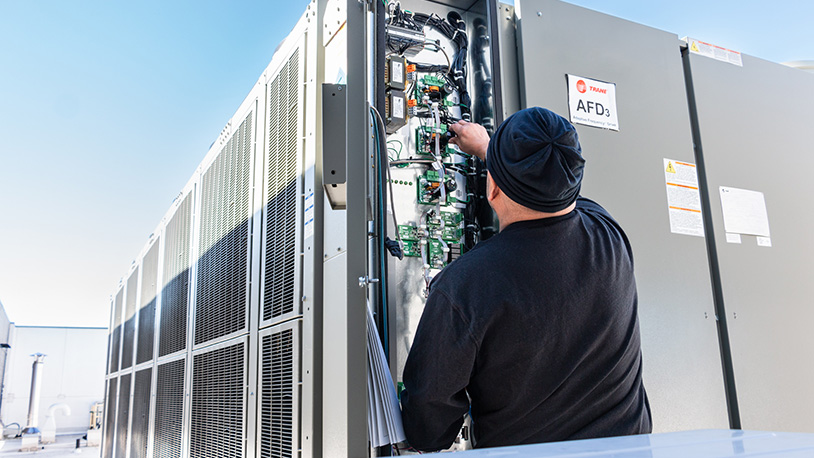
[[122, 268, 139, 369], [129, 368, 152, 458], [154, 358, 185, 458], [160, 193, 193, 357], [109, 290, 124, 373], [137, 240, 159, 364], [259, 326, 298, 458], [115, 373, 131, 458], [102, 378, 118, 458], [263, 49, 301, 325], [190, 341, 246, 458], [195, 114, 253, 345]]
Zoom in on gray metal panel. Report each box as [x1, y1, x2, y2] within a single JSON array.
[[190, 338, 247, 458], [130, 367, 152, 458], [153, 357, 186, 458], [160, 193, 193, 357], [102, 377, 118, 458], [263, 48, 303, 327], [122, 269, 139, 370], [115, 373, 132, 458], [686, 52, 814, 432], [137, 240, 159, 365], [257, 321, 301, 458], [516, 0, 728, 431], [110, 289, 124, 374], [195, 113, 253, 346]]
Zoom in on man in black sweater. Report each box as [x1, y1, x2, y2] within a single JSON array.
[[400, 108, 651, 451]]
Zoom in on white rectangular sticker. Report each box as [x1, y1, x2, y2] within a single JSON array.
[[756, 236, 772, 247], [685, 37, 743, 67], [392, 60, 403, 84], [304, 191, 315, 239], [725, 233, 742, 244], [663, 159, 704, 237], [719, 186, 770, 237], [393, 95, 404, 119], [567, 74, 619, 131]]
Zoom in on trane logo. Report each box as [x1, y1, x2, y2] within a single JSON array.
[[577, 80, 608, 94], [576, 80, 607, 94]]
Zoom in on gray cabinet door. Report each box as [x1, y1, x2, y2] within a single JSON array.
[[516, 0, 729, 431], [686, 51, 814, 432]]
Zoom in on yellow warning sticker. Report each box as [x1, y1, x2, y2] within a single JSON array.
[[690, 41, 699, 53], [666, 162, 676, 173]]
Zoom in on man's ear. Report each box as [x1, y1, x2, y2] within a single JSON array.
[[486, 172, 500, 202]]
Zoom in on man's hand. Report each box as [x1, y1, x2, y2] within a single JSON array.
[[449, 120, 489, 161]]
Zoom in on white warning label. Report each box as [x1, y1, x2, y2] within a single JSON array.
[[664, 159, 704, 237], [685, 37, 743, 67], [566, 74, 619, 131]]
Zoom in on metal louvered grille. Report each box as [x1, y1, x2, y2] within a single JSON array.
[[115, 373, 131, 458], [191, 342, 245, 458], [109, 290, 124, 374], [154, 358, 185, 458], [160, 194, 193, 357], [102, 378, 118, 458], [264, 49, 300, 323], [195, 114, 253, 345], [122, 269, 139, 369], [130, 368, 152, 458], [260, 329, 295, 458], [137, 241, 159, 364]]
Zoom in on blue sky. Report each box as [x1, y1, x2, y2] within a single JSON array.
[[0, 1, 811, 327]]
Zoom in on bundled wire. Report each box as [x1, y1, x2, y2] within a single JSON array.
[[388, 4, 471, 121]]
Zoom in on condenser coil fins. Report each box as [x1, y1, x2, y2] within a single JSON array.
[[191, 342, 245, 458], [137, 241, 159, 364], [154, 358, 185, 458], [264, 48, 300, 325], [102, 378, 118, 458], [109, 290, 123, 373], [159, 193, 193, 357], [115, 373, 131, 458], [260, 326, 297, 458], [195, 113, 253, 346], [130, 368, 152, 458], [122, 269, 139, 369]]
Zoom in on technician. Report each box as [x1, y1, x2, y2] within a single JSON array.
[[400, 107, 651, 451]]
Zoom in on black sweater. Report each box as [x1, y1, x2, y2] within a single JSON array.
[[400, 198, 651, 451]]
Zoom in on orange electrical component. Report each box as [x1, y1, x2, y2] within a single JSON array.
[[406, 64, 416, 73], [407, 99, 417, 107]]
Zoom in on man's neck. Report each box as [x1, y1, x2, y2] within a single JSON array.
[[498, 202, 577, 232]]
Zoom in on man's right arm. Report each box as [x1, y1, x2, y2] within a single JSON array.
[[449, 120, 489, 161]]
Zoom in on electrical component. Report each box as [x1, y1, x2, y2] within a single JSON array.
[[416, 125, 455, 157], [385, 90, 407, 133], [385, 24, 426, 58], [417, 170, 458, 206], [385, 56, 407, 91]]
